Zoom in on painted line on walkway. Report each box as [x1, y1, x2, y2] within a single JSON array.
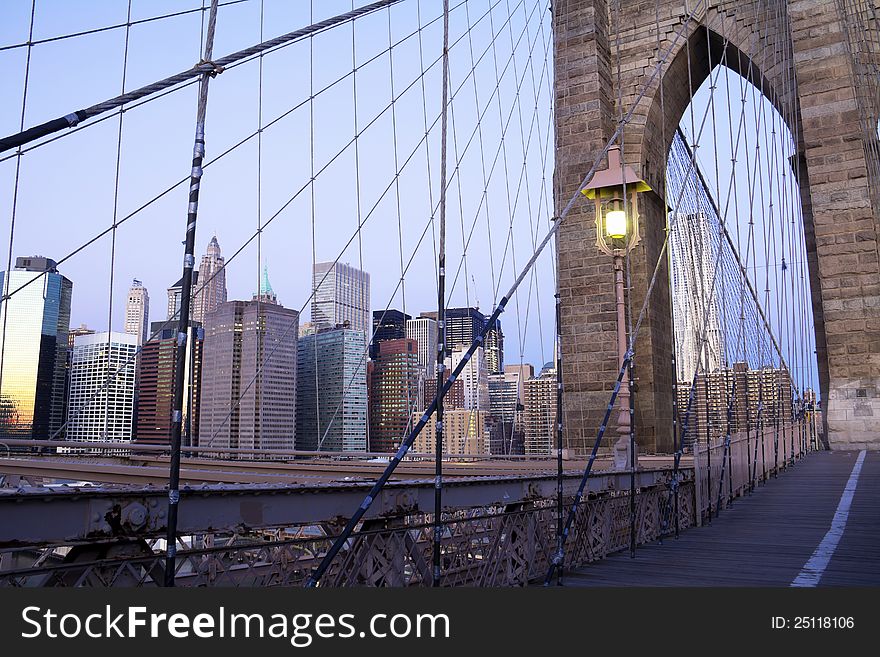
[[791, 450, 866, 587]]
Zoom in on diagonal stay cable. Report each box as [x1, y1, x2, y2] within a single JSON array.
[[0, 0, 252, 53], [0, 1, 466, 167], [0, 0, 404, 154]]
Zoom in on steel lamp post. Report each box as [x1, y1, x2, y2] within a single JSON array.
[[581, 145, 651, 470]]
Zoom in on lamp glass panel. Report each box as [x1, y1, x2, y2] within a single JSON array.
[[604, 209, 627, 239]]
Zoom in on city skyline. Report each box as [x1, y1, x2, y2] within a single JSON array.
[[0, 241, 548, 449], [0, 247, 808, 457]]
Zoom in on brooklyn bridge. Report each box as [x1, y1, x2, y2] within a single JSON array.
[[0, 0, 877, 587]]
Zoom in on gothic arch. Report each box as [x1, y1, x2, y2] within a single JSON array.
[[553, 0, 879, 453]]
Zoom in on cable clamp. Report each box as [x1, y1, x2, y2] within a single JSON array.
[[196, 59, 225, 77]]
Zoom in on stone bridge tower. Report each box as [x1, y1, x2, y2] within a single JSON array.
[[553, 0, 880, 453]]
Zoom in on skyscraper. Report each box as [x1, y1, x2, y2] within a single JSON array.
[[442, 307, 485, 356], [64, 324, 95, 434], [669, 212, 725, 382], [199, 287, 299, 453], [489, 365, 531, 423], [446, 346, 489, 411], [485, 319, 504, 374], [66, 331, 138, 443], [167, 270, 198, 321], [413, 409, 489, 455], [0, 256, 72, 439], [369, 338, 420, 452], [370, 309, 410, 359], [487, 363, 532, 455], [296, 326, 368, 452], [124, 279, 150, 345], [523, 362, 556, 455], [194, 236, 227, 324], [136, 321, 203, 447], [311, 261, 370, 336], [405, 315, 437, 377]]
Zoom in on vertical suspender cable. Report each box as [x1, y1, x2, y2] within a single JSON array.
[[0, 0, 36, 439], [254, 0, 265, 455], [554, 291, 564, 584], [432, 0, 451, 589], [164, 0, 219, 587], [104, 0, 133, 447]]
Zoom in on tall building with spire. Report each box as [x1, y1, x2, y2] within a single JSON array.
[[254, 264, 277, 304], [193, 236, 227, 325], [124, 279, 149, 345], [199, 265, 298, 452]]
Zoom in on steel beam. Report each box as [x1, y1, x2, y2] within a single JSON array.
[[0, 453, 685, 485], [0, 469, 689, 548]]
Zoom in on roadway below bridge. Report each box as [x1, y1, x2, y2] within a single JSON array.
[[563, 450, 880, 587]]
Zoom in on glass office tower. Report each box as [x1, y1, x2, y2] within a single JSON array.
[[0, 256, 72, 439], [296, 326, 368, 452]]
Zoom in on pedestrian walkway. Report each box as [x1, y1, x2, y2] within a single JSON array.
[[565, 450, 880, 586]]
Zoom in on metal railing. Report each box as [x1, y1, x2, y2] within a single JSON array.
[[693, 422, 811, 522], [0, 469, 695, 587]]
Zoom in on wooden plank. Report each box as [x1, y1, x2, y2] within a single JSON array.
[[562, 451, 880, 587]]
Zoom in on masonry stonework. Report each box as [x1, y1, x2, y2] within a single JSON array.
[[553, 0, 879, 452]]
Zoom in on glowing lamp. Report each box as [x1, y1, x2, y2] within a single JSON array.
[[581, 145, 651, 256]]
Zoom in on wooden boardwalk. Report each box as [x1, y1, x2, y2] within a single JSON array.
[[564, 450, 880, 587]]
